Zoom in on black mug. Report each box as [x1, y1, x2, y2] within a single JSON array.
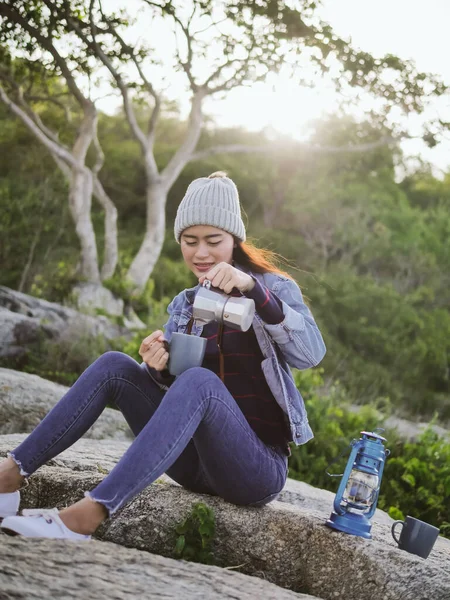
[[391, 516, 439, 559]]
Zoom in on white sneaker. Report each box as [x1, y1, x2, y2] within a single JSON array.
[[0, 491, 20, 521], [1, 508, 91, 540]]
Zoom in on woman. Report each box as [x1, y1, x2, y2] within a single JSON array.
[[0, 172, 326, 540]]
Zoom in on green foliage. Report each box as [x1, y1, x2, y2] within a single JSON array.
[[103, 262, 171, 328], [308, 266, 450, 420], [150, 254, 197, 301], [30, 261, 80, 305], [0, 325, 111, 386], [28, 329, 110, 385], [93, 308, 125, 328], [288, 369, 384, 490], [1, 67, 449, 457], [0, 152, 73, 294], [174, 502, 216, 565], [288, 371, 450, 538], [379, 428, 450, 537]]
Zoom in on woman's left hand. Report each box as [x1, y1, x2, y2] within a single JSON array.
[[198, 262, 255, 294]]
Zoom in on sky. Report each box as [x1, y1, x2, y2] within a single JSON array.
[[98, 0, 450, 173]]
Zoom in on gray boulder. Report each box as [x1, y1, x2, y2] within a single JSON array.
[[72, 282, 124, 316], [0, 537, 318, 600], [1, 435, 449, 600], [0, 369, 132, 440], [0, 285, 131, 360]]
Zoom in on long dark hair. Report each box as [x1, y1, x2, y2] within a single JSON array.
[[233, 240, 293, 279]]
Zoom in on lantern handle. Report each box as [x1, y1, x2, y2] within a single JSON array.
[[325, 440, 357, 477]]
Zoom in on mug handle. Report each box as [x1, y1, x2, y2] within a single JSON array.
[[391, 520, 404, 544]]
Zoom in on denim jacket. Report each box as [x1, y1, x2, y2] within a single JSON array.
[[157, 265, 326, 446]]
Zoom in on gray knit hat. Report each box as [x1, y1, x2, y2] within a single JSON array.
[[174, 172, 246, 242]]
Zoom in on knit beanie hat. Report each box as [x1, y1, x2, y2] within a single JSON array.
[[174, 172, 246, 243]]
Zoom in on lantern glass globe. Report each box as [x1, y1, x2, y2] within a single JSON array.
[[342, 469, 379, 514]]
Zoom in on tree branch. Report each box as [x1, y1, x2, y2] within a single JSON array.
[[0, 68, 67, 147], [95, 0, 161, 155], [143, 0, 197, 91], [204, 58, 243, 88], [25, 94, 72, 121], [1, 4, 91, 110], [207, 45, 260, 94], [0, 84, 78, 168], [64, 0, 159, 177], [81, 5, 146, 148], [19, 91, 69, 148], [92, 121, 105, 176], [193, 17, 228, 36], [162, 88, 206, 186]]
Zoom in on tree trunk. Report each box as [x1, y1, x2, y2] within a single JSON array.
[[126, 182, 167, 291], [126, 92, 206, 292], [93, 178, 119, 280], [69, 168, 101, 283], [100, 201, 118, 281]]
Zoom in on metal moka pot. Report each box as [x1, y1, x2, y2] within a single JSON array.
[[192, 280, 255, 332]]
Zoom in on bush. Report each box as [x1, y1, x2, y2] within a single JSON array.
[[5, 323, 111, 386], [174, 502, 216, 565], [102, 255, 191, 325], [288, 369, 450, 538], [30, 260, 80, 305], [288, 369, 384, 490], [309, 268, 450, 421], [380, 428, 450, 537]]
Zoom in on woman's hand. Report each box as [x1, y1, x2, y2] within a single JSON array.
[[198, 262, 255, 294], [139, 330, 169, 371]]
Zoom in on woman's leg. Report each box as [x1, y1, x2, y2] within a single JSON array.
[[1, 352, 161, 480], [85, 367, 288, 520], [2, 360, 287, 536], [0, 351, 210, 494]]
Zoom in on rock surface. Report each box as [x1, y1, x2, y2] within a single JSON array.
[[72, 282, 124, 316], [0, 537, 318, 600], [0, 285, 130, 360], [1, 435, 449, 600], [0, 369, 132, 440]]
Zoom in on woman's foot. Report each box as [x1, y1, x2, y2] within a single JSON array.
[[0, 458, 24, 522], [1, 508, 91, 540], [0, 497, 108, 539], [0, 457, 24, 493], [58, 497, 108, 535]]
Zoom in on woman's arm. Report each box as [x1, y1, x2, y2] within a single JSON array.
[[198, 262, 325, 369], [243, 276, 284, 324], [249, 276, 326, 370]]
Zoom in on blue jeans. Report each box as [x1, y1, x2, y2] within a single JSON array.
[[9, 352, 288, 515]]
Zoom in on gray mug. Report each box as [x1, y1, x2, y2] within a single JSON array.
[[167, 332, 207, 377], [391, 516, 440, 559]]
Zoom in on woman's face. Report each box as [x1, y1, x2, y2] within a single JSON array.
[[180, 225, 234, 278]]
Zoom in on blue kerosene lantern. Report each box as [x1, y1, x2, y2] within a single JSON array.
[[326, 430, 390, 539]]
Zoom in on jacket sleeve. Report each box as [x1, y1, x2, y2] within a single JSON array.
[[161, 296, 178, 341], [243, 276, 284, 324], [261, 276, 326, 370]]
